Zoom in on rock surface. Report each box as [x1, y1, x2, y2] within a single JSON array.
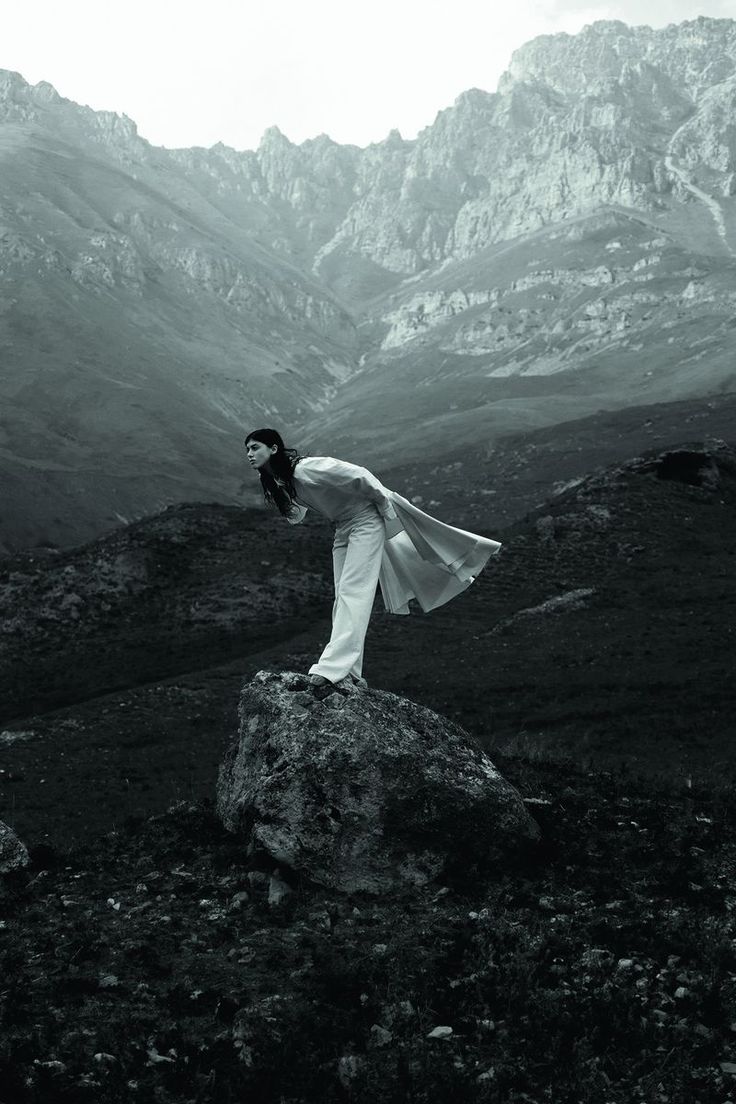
[[0, 819, 29, 874], [216, 670, 538, 893]]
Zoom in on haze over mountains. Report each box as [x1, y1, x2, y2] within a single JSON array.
[[2, 16, 736, 551]]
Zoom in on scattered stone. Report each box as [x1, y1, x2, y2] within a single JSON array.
[[427, 1025, 453, 1039], [493, 588, 595, 633], [246, 871, 268, 888], [232, 994, 299, 1070], [580, 948, 612, 967], [370, 1025, 393, 1046], [0, 820, 30, 874], [146, 1045, 176, 1065], [307, 908, 331, 930], [337, 1054, 365, 1087], [267, 870, 293, 907]]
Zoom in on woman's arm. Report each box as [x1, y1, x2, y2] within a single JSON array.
[[301, 457, 397, 519]]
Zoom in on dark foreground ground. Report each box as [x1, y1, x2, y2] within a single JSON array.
[[1, 436, 735, 1102], [2, 759, 736, 1104]]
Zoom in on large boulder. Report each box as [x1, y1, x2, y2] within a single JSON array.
[[0, 820, 30, 875], [216, 671, 538, 894]]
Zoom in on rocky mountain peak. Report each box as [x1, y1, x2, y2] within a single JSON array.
[[30, 79, 61, 104], [303, 131, 342, 149], [500, 17, 736, 101], [452, 87, 496, 111], [0, 66, 145, 166], [0, 68, 32, 101], [380, 127, 407, 148], [258, 123, 293, 150], [0, 69, 47, 123], [425, 87, 498, 144], [0, 71, 61, 110], [500, 20, 640, 97]]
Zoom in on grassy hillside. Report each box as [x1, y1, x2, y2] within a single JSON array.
[[299, 210, 736, 465], [0, 504, 332, 723]]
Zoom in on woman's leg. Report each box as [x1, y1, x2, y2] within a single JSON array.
[[309, 512, 385, 683]]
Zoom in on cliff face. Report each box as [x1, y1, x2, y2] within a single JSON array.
[[252, 18, 736, 280], [2, 17, 736, 550], [4, 19, 736, 307]]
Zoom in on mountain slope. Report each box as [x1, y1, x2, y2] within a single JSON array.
[[3, 18, 736, 550], [0, 503, 332, 723], [297, 207, 736, 463], [0, 78, 358, 551]]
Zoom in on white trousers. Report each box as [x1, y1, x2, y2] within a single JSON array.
[[309, 505, 386, 682]]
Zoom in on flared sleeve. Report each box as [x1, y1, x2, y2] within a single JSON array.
[[377, 492, 502, 615]]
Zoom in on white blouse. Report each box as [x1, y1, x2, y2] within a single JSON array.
[[278, 454, 502, 616], [284, 456, 398, 526]]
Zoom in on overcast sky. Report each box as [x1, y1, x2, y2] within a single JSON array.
[[3, 0, 735, 151]]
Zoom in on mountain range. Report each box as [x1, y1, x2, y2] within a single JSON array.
[[1, 16, 736, 551]]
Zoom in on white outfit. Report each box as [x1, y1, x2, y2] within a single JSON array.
[[283, 456, 501, 682]]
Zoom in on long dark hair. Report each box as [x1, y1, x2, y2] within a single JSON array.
[[245, 428, 303, 517]]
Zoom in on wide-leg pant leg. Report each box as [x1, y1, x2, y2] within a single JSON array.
[[309, 510, 386, 682]]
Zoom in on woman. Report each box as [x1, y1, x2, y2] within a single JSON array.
[[245, 428, 501, 689]]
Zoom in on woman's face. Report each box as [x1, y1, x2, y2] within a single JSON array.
[[246, 438, 277, 470]]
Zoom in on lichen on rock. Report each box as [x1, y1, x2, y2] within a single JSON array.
[[0, 819, 30, 875]]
